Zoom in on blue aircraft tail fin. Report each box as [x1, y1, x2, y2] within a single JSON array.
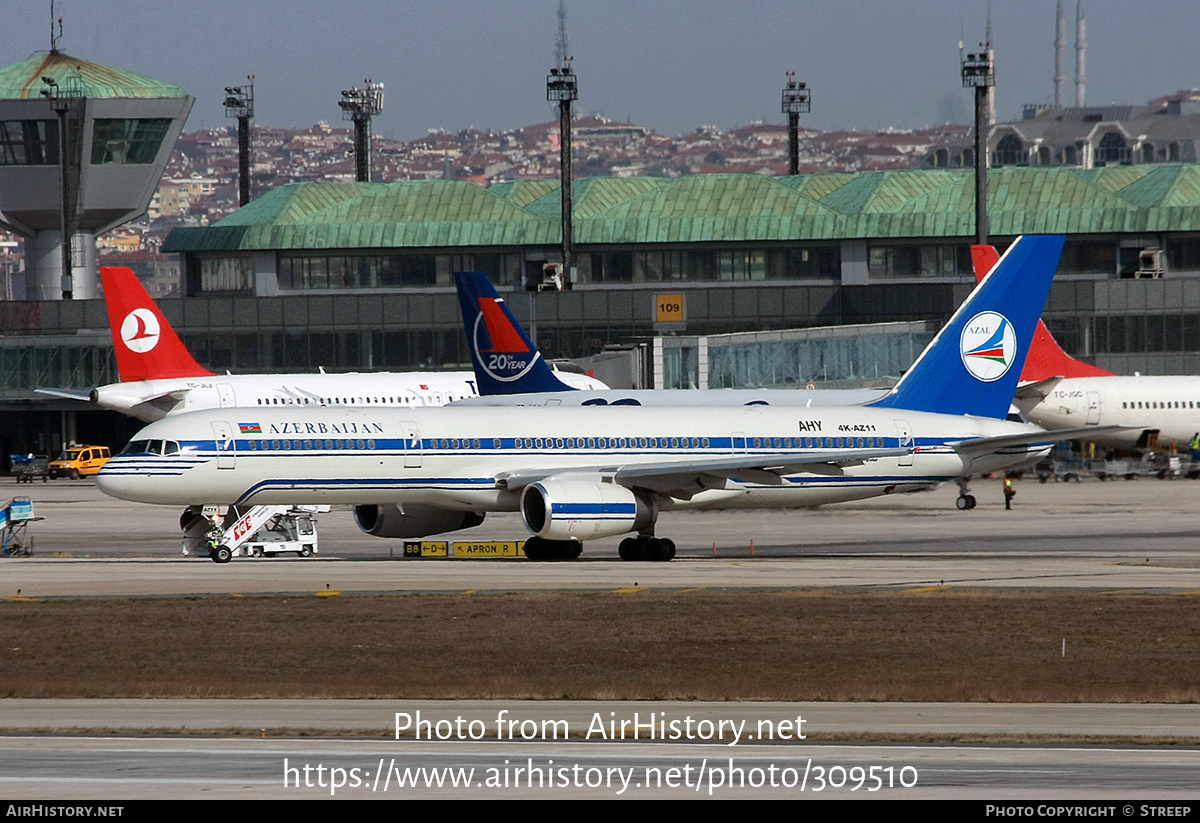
[[454, 271, 575, 395], [869, 234, 1065, 418]]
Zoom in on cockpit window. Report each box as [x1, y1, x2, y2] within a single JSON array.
[[120, 440, 181, 456]]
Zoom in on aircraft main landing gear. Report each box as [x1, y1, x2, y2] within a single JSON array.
[[955, 478, 976, 510], [618, 535, 676, 561]]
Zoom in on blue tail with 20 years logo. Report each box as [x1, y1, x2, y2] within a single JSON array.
[[869, 234, 1065, 419], [454, 271, 577, 395]]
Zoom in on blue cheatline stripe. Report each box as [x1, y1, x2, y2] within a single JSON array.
[[552, 503, 637, 515]]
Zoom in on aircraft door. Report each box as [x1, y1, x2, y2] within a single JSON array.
[[218, 383, 236, 407], [731, 431, 747, 453], [894, 420, 913, 466], [212, 421, 236, 469], [402, 420, 422, 468], [1086, 392, 1101, 425]]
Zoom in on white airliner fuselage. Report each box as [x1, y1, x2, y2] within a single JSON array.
[[98, 404, 1054, 517], [90, 372, 481, 422], [1015, 375, 1200, 448], [86, 367, 608, 422]]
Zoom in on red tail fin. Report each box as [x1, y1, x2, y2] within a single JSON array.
[[101, 266, 214, 381], [970, 244, 1114, 380], [476, 297, 531, 353]]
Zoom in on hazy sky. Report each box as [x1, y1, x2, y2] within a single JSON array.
[[2, 1, 1195, 139]]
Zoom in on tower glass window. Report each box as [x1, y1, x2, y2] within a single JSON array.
[[0, 120, 59, 165], [91, 118, 171, 164]]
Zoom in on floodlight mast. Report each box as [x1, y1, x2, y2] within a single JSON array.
[[547, 61, 577, 286], [961, 46, 995, 245], [780, 73, 810, 176], [224, 77, 254, 206], [339, 80, 385, 182], [39, 74, 83, 299]]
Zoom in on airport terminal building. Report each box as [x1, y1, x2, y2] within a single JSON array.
[[4, 165, 1200, 459]]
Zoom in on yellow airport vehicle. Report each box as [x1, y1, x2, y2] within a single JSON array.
[[48, 445, 112, 479]]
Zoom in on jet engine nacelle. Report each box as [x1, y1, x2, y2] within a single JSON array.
[[354, 503, 485, 539], [521, 479, 657, 541]]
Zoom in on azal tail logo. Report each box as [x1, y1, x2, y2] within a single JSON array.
[[959, 311, 1016, 382], [120, 308, 160, 354], [472, 297, 540, 383]]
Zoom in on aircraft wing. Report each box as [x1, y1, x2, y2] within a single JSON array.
[[35, 388, 93, 403], [495, 446, 911, 494], [947, 425, 1133, 456]]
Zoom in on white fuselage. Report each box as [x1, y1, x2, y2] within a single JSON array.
[[91, 368, 610, 422], [97, 404, 1052, 516], [454, 387, 890, 409], [91, 371, 484, 422], [1015, 375, 1200, 448]]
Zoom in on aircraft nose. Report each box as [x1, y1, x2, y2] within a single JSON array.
[[95, 462, 137, 502]]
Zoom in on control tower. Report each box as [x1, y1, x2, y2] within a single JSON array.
[[0, 51, 192, 299]]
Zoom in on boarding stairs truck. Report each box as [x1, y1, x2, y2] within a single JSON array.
[[181, 504, 327, 563]]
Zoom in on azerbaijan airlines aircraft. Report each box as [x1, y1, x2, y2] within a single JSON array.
[[99, 235, 1110, 561], [971, 245, 1197, 450], [37, 266, 604, 422]]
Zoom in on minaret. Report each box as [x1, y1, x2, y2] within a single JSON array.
[[1054, 0, 1067, 107], [1075, 0, 1087, 107], [986, 3, 996, 127]]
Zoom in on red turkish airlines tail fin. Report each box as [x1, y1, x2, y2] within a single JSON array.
[[101, 266, 214, 382]]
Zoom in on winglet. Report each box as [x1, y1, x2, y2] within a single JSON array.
[[972, 244, 1115, 380], [870, 235, 1065, 418], [454, 271, 575, 394], [101, 266, 214, 381]]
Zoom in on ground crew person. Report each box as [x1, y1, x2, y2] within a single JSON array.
[[1003, 477, 1016, 510]]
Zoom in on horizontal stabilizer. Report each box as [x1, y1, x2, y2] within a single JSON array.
[[1013, 377, 1063, 402], [34, 388, 93, 403], [948, 425, 1133, 456]]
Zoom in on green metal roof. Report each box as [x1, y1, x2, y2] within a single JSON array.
[[0, 51, 187, 99], [163, 166, 1200, 254]]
